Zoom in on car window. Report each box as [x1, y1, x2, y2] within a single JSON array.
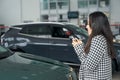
[[51, 25, 72, 38], [65, 24, 88, 36], [20, 24, 51, 36]]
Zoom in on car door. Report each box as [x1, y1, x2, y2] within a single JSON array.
[[114, 43, 120, 70], [48, 24, 80, 64], [18, 24, 51, 56]]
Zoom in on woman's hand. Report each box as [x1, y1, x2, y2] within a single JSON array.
[[72, 38, 82, 47]]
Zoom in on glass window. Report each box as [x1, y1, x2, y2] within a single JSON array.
[[42, 0, 69, 10], [42, 15, 49, 21], [51, 25, 71, 38], [50, 0, 56, 2], [89, 0, 97, 5], [20, 24, 51, 35], [50, 2, 56, 9], [43, 0, 48, 10], [65, 24, 88, 36], [49, 0, 57, 9], [78, 0, 88, 8], [99, 0, 109, 7], [58, 0, 69, 9]]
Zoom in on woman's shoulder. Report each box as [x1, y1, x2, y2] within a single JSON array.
[[92, 35, 107, 43], [93, 35, 106, 40]]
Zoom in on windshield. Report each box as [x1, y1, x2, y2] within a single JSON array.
[[65, 24, 88, 36]]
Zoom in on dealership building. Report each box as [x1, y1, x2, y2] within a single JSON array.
[[40, 0, 120, 26], [0, 0, 120, 26]]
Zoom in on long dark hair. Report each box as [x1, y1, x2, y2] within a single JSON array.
[[84, 11, 115, 59]]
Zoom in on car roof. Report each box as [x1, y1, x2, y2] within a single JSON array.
[[11, 22, 77, 27]]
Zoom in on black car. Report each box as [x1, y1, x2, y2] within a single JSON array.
[[1, 22, 88, 65], [1, 22, 120, 72], [0, 45, 77, 80]]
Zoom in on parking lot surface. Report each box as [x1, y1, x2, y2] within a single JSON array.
[[112, 72, 120, 80]]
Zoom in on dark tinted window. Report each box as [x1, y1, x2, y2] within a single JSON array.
[[20, 24, 51, 35], [65, 24, 88, 36], [51, 25, 72, 38]]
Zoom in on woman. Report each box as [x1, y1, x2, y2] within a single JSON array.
[[72, 11, 115, 80]]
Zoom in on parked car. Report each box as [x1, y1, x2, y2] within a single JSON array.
[[112, 41, 120, 72], [1, 22, 120, 73], [0, 45, 77, 80], [1, 22, 88, 65]]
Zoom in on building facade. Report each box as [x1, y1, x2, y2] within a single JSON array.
[[40, 0, 110, 25], [0, 0, 120, 27]]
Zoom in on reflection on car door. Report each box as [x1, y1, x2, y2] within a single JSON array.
[[19, 24, 51, 56], [48, 24, 80, 64]]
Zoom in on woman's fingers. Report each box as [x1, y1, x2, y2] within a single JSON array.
[[72, 38, 82, 46]]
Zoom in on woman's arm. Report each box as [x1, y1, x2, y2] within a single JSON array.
[[72, 38, 86, 62]]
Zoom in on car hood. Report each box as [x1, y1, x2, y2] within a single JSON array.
[[0, 52, 74, 80]]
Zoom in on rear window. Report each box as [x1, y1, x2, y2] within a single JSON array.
[[51, 25, 71, 38], [65, 24, 88, 36], [20, 24, 51, 35]]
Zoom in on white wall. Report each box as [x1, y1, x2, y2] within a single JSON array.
[[0, 0, 21, 26], [0, 0, 40, 26], [22, 0, 40, 23], [110, 0, 120, 24]]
